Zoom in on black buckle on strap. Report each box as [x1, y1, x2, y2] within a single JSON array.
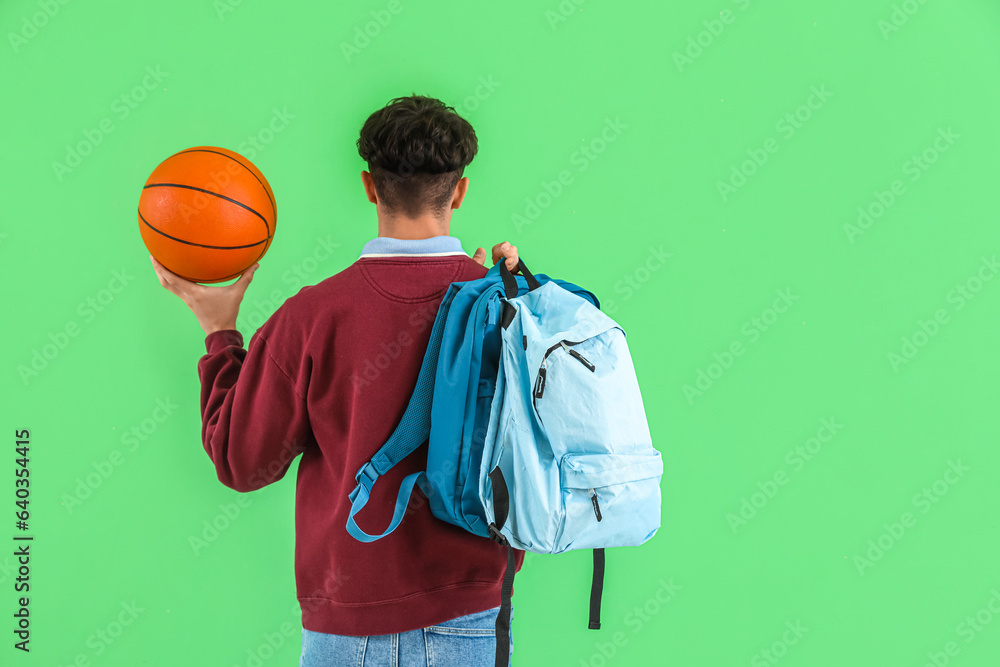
[[487, 523, 509, 546]]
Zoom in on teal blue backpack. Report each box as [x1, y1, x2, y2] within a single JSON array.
[[346, 259, 662, 666]]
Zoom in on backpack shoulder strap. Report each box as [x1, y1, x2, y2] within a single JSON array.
[[345, 284, 459, 542]]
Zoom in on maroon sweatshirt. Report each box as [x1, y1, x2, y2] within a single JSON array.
[[196, 238, 524, 635]]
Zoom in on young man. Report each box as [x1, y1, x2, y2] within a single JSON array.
[[150, 95, 525, 666]]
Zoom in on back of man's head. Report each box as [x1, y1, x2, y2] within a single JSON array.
[[357, 95, 478, 220]]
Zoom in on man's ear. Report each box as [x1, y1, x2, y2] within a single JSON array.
[[451, 176, 469, 210], [361, 170, 378, 204]]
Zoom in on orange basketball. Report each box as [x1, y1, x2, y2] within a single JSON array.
[[138, 146, 276, 283]]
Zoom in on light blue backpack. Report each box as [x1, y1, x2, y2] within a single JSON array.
[[346, 259, 662, 667]]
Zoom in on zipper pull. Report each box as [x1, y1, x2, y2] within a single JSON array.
[[589, 488, 603, 522], [569, 349, 595, 372], [559, 341, 596, 372], [533, 364, 547, 399]]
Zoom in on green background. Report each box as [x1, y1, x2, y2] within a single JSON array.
[[2, 0, 1000, 664]]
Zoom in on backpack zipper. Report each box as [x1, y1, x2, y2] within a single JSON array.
[[533, 339, 596, 400], [560, 341, 596, 372], [589, 488, 603, 522], [533, 366, 547, 399]]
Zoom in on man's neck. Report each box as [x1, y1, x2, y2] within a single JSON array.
[[376, 213, 452, 240]]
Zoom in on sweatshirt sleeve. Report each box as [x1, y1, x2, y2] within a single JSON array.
[[196, 328, 312, 492]]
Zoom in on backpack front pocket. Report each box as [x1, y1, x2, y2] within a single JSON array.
[[553, 452, 663, 553], [529, 328, 651, 455]]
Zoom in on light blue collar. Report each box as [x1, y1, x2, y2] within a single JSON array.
[[359, 235, 466, 258]]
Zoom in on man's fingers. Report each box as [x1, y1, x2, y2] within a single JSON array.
[[505, 243, 518, 270], [152, 269, 167, 289], [150, 255, 176, 291], [491, 242, 518, 270], [236, 263, 259, 290], [472, 247, 487, 265], [490, 242, 509, 265], [150, 254, 198, 300]]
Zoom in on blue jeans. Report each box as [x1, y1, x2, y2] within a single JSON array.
[[299, 605, 513, 667]]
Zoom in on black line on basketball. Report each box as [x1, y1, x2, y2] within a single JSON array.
[[252, 237, 269, 266], [142, 182, 270, 237], [175, 148, 276, 219], [139, 209, 268, 250]]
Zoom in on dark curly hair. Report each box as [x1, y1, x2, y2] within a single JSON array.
[[357, 95, 478, 219]]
